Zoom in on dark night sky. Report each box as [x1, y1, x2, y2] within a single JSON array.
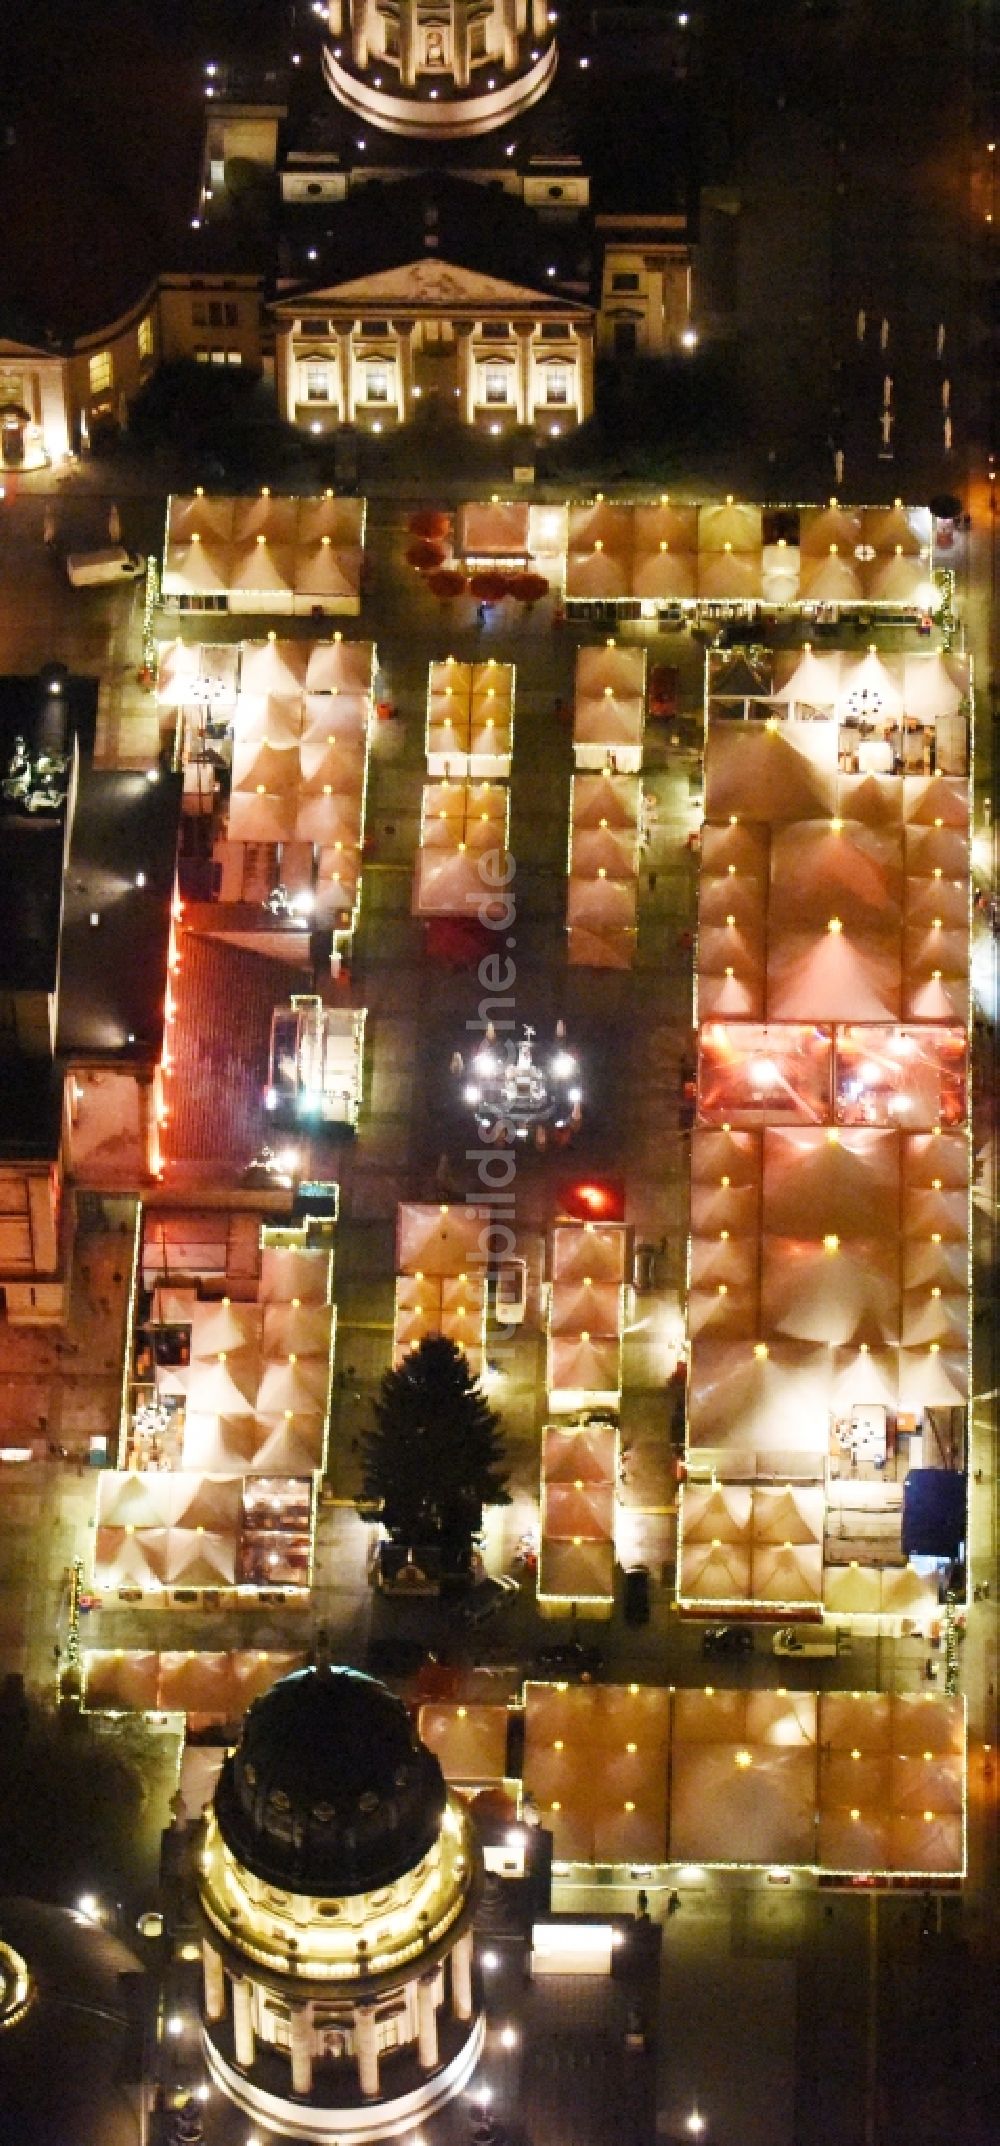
[[0, 0, 288, 335]]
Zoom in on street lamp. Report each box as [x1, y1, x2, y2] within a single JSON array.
[[686, 2111, 706, 2137]]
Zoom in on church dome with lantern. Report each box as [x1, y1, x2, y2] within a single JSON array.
[[322, 0, 557, 138], [196, 1665, 483, 2138]]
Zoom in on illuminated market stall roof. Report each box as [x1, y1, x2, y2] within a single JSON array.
[[162, 493, 366, 615]]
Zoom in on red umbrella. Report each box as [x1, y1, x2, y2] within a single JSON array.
[[408, 508, 451, 540], [406, 539, 447, 571], [426, 567, 468, 601], [507, 570, 550, 607], [469, 570, 511, 604]]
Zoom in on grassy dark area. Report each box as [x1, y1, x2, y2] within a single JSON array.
[[0, 1692, 172, 1910], [539, 348, 748, 484], [124, 361, 321, 488]]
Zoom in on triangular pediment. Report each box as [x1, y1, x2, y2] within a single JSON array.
[[0, 336, 58, 361], [273, 258, 591, 315]]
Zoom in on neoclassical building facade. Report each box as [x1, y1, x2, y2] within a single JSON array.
[[273, 261, 594, 435], [196, 1665, 483, 2138]]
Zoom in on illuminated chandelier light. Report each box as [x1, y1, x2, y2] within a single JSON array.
[[452, 1022, 583, 1146]]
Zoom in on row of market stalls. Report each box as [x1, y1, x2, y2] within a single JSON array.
[[708, 646, 969, 782], [412, 777, 510, 920], [563, 500, 936, 608], [546, 1224, 626, 1412], [84, 1649, 304, 1731], [92, 1209, 334, 1598], [566, 643, 647, 969], [425, 658, 515, 780], [567, 772, 642, 969], [392, 1202, 490, 1378], [538, 1419, 618, 1614], [537, 1225, 628, 1615], [680, 652, 970, 1620], [161, 491, 365, 614], [157, 632, 375, 937], [418, 1685, 965, 1876]]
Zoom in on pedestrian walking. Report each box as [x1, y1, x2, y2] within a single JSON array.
[[42, 507, 57, 547]]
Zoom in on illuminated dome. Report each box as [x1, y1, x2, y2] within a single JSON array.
[[0, 1938, 32, 2032], [196, 1663, 484, 2137], [215, 1665, 447, 1894], [323, 0, 557, 139]]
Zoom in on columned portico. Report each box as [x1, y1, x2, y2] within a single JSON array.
[[516, 327, 533, 424], [337, 328, 355, 421], [232, 1976, 255, 2067], [202, 1938, 225, 2022], [416, 1972, 439, 2069], [356, 2004, 380, 2098], [272, 266, 594, 439], [290, 2003, 314, 2096], [451, 1928, 473, 2021]]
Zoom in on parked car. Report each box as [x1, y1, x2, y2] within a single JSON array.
[[623, 1564, 651, 1626], [494, 1257, 528, 1325], [631, 1242, 658, 1292], [533, 1639, 603, 1677], [456, 1574, 519, 1627], [648, 663, 679, 718], [701, 1624, 754, 1657], [65, 547, 144, 586], [771, 1625, 848, 1658]]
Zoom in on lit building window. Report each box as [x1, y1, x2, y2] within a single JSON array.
[[545, 365, 569, 406], [366, 363, 390, 403], [305, 362, 331, 402], [138, 315, 154, 360], [483, 364, 509, 406], [89, 350, 111, 393]]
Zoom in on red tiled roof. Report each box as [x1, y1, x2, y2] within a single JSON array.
[[168, 935, 305, 1166]]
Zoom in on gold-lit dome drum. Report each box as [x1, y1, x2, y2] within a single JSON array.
[[323, 0, 557, 138]]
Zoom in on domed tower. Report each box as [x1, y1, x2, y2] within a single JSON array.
[[322, 0, 557, 139], [196, 1666, 483, 2138]]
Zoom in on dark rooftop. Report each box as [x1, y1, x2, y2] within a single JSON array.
[[216, 1663, 448, 1892], [275, 170, 598, 304], [56, 768, 182, 1061], [0, 1896, 144, 2146]]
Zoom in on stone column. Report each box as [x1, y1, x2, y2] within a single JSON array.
[[355, 2004, 380, 2098], [276, 328, 296, 425], [451, 1929, 473, 2021], [575, 325, 595, 423], [232, 1977, 255, 2068], [327, 0, 342, 33], [501, 0, 518, 70], [337, 329, 355, 422], [395, 323, 414, 421], [290, 2004, 313, 2096], [457, 329, 476, 426], [516, 327, 534, 425], [352, 0, 369, 69], [453, 0, 470, 87], [531, 0, 549, 37], [202, 1940, 225, 2023], [416, 1973, 439, 2070], [400, 4, 417, 86]]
